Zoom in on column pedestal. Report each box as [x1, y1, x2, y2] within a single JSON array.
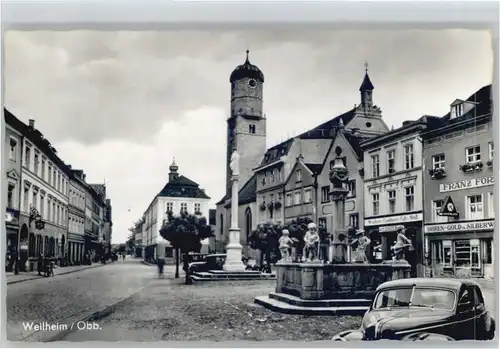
[[223, 228, 245, 271]]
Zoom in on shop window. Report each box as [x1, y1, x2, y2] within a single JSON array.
[[470, 239, 480, 270], [442, 240, 452, 268], [481, 239, 493, 264], [454, 240, 471, 269], [432, 200, 448, 222], [466, 194, 483, 220]]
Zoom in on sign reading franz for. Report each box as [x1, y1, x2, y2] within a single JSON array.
[[364, 212, 423, 227], [439, 176, 494, 193], [424, 220, 494, 233]]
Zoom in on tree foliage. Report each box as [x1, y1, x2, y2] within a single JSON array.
[[159, 211, 214, 253]]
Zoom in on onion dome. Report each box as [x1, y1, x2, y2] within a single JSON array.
[[230, 50, 265, 83], [169, 158, 178, 173]]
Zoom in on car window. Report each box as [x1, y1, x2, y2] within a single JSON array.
[[374, 288, 412, 309], [473, 286, 485, 306], [373, 287, 455, 310], [458, 287, 474, 309]]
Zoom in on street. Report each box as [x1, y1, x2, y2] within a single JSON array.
[[6, 258, 154, 342]]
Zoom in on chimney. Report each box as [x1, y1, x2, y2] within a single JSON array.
[[28, 119, 35, 128], [82, 174, 86, 181]]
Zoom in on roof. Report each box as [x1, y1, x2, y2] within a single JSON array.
[[157, 175, 210, 199], [4, 108, 72, 177], [223, 174, 257, 208], [422, 84, 492, 139], [360, 120, 427, 149], [229, 51, 264, 83], [359, 72, 374, 91], [258, 138, 294, 167], [376, 278, 479, 292], [304, 163, 323, 175], [342, 131, 365, 159]]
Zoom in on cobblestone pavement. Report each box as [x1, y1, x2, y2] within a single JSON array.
[[6, 259, 155, 342], [62, 279, 362, 342]]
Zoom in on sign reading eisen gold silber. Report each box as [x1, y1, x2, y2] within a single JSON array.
[[439, 176, 494, 193], [424, 220, 494, 233]]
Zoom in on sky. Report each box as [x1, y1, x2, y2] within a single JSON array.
[[4, 29, 493, 244]]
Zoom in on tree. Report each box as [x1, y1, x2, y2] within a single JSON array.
[[248, 221, 283, 270], [159, 211, 213, 284]]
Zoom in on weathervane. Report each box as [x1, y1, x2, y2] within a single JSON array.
[[364, 61, 369, 73]]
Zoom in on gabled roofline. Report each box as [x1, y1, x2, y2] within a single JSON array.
[[360, 121, 427, 149]]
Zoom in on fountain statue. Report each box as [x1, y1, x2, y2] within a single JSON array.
[[278, 229, 293, 262], [350, 230, 371, 263], [303, 223, 320, 262], [391, 225, 414, 261]]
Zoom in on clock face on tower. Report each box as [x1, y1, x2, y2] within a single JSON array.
[[248, 79, 257, 89]]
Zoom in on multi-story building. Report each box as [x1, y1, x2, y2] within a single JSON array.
[[102, 198, 113, 255], [84, 185, 104, 259], [67, 168, 87, 263], [133, 217, 144, 257], [4, 109, 23, 271], [422, 84, 493, 278], [89, 184, 112, 256], [6, 112, 71, 270], [142, 160, 211, 263]]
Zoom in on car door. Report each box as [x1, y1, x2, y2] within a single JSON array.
[[454, 286, 476, 340], [473, 285, 488, 339]]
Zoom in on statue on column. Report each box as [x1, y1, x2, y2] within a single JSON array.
[[230, 150, 240, 176], [303, 223, 320, 262], [391, 226, 413, 261], [278, 229, 293, 262]]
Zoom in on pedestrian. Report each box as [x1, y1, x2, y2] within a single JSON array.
[[37, 253, 44, 276]]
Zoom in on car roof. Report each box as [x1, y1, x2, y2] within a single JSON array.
[[375, 278, 480, 292], [207, 254, 226, 257]]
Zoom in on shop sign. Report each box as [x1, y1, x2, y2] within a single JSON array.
[[439, 176, 494, 193], [364, 213, 423, 227], [378, 225, 401, 233], [424, 220, 494, 233], [438, 196, 459, 218]]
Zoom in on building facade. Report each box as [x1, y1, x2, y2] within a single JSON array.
[[6, 114, 72, 270], [4, 110, 23, 271], [142, 160, 211, 263], [422, 85, 494, 278], [361, 119, 428, 274], [67, 169, 87, 263]]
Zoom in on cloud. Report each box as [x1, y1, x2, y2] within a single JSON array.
[[4, 29, 493, 243]]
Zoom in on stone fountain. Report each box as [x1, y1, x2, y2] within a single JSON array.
[[254, 147, 410, 315]]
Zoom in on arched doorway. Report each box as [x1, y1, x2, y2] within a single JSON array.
[[49, 237, 55, 257], [245, 207, 252, 244]]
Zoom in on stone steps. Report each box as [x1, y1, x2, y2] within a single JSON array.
[[190, 270, 276, 283], [269, 292, 372, 308], [254, 295, 369, 316]]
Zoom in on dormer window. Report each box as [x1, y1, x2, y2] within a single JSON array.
[[450, 99, 465, 118]]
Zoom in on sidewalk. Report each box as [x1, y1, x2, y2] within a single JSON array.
[[6, 263, 105, 285]]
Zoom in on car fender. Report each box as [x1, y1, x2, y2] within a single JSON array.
[[331, 329, 364, 341], [401, 332, 455, 341]]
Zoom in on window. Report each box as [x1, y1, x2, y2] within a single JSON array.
[[248, 124, 256, 134], [371, 155, 380, 178], [52, 169, 56, 187], [304, 188, 312, 203], [388, 190, 396, 214], [276, 168, 282, 181], [451, 103, 464, 118], [466, 146, 481, 163], [372, 193, 379, 215], [180, 203, 187, 213], [347, 180, 356, 197], [349, 213, 359, 229], [47, 198, 52, 221], [387, 149, 395, 173], [270, 170, 275, 183], [293, 191, 301, 205], [41, 158, 46, 179], [23, 187, 29, 213], [57, 173, 61, 191], [470, 239, 480, 270], [24, 146, 31, 169], [488, 192, 494, 218], [194, 203, 201, 213], [261, 175, 266, 186], [285, 193, 293, 207], [48, 164, 52, 184], [432, 200, 448, 222], [455, 239, 471, 268], [405, 186, 414, 212], [404, 144, 414, 170], [321, 186, 330, 203], [52, 202, 56, 222], [7, 184, 15, 208], [40, 194, 45, 219], [296, 169, 302, 182], [467, 195, 483, 220], [489, 142, 494, 160], [432, 154, 446, 169], [9, 138, 17, 161], [32, 190, 38, 211], [166, 202, 173, 213], [34, 152, 39, 175]]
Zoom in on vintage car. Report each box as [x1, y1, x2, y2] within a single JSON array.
[[332, 278, 495, 341], [188, 253, 226, 273]]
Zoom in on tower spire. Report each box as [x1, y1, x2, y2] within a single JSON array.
[[245, 49, 250, 63], [364, 61, 368, 73]]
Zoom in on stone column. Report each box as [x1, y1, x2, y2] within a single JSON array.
[[223, 173, 245, 272]]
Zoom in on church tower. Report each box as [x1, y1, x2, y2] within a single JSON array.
[[226, 50, 267, 196], [359, 62, 375, 111]]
